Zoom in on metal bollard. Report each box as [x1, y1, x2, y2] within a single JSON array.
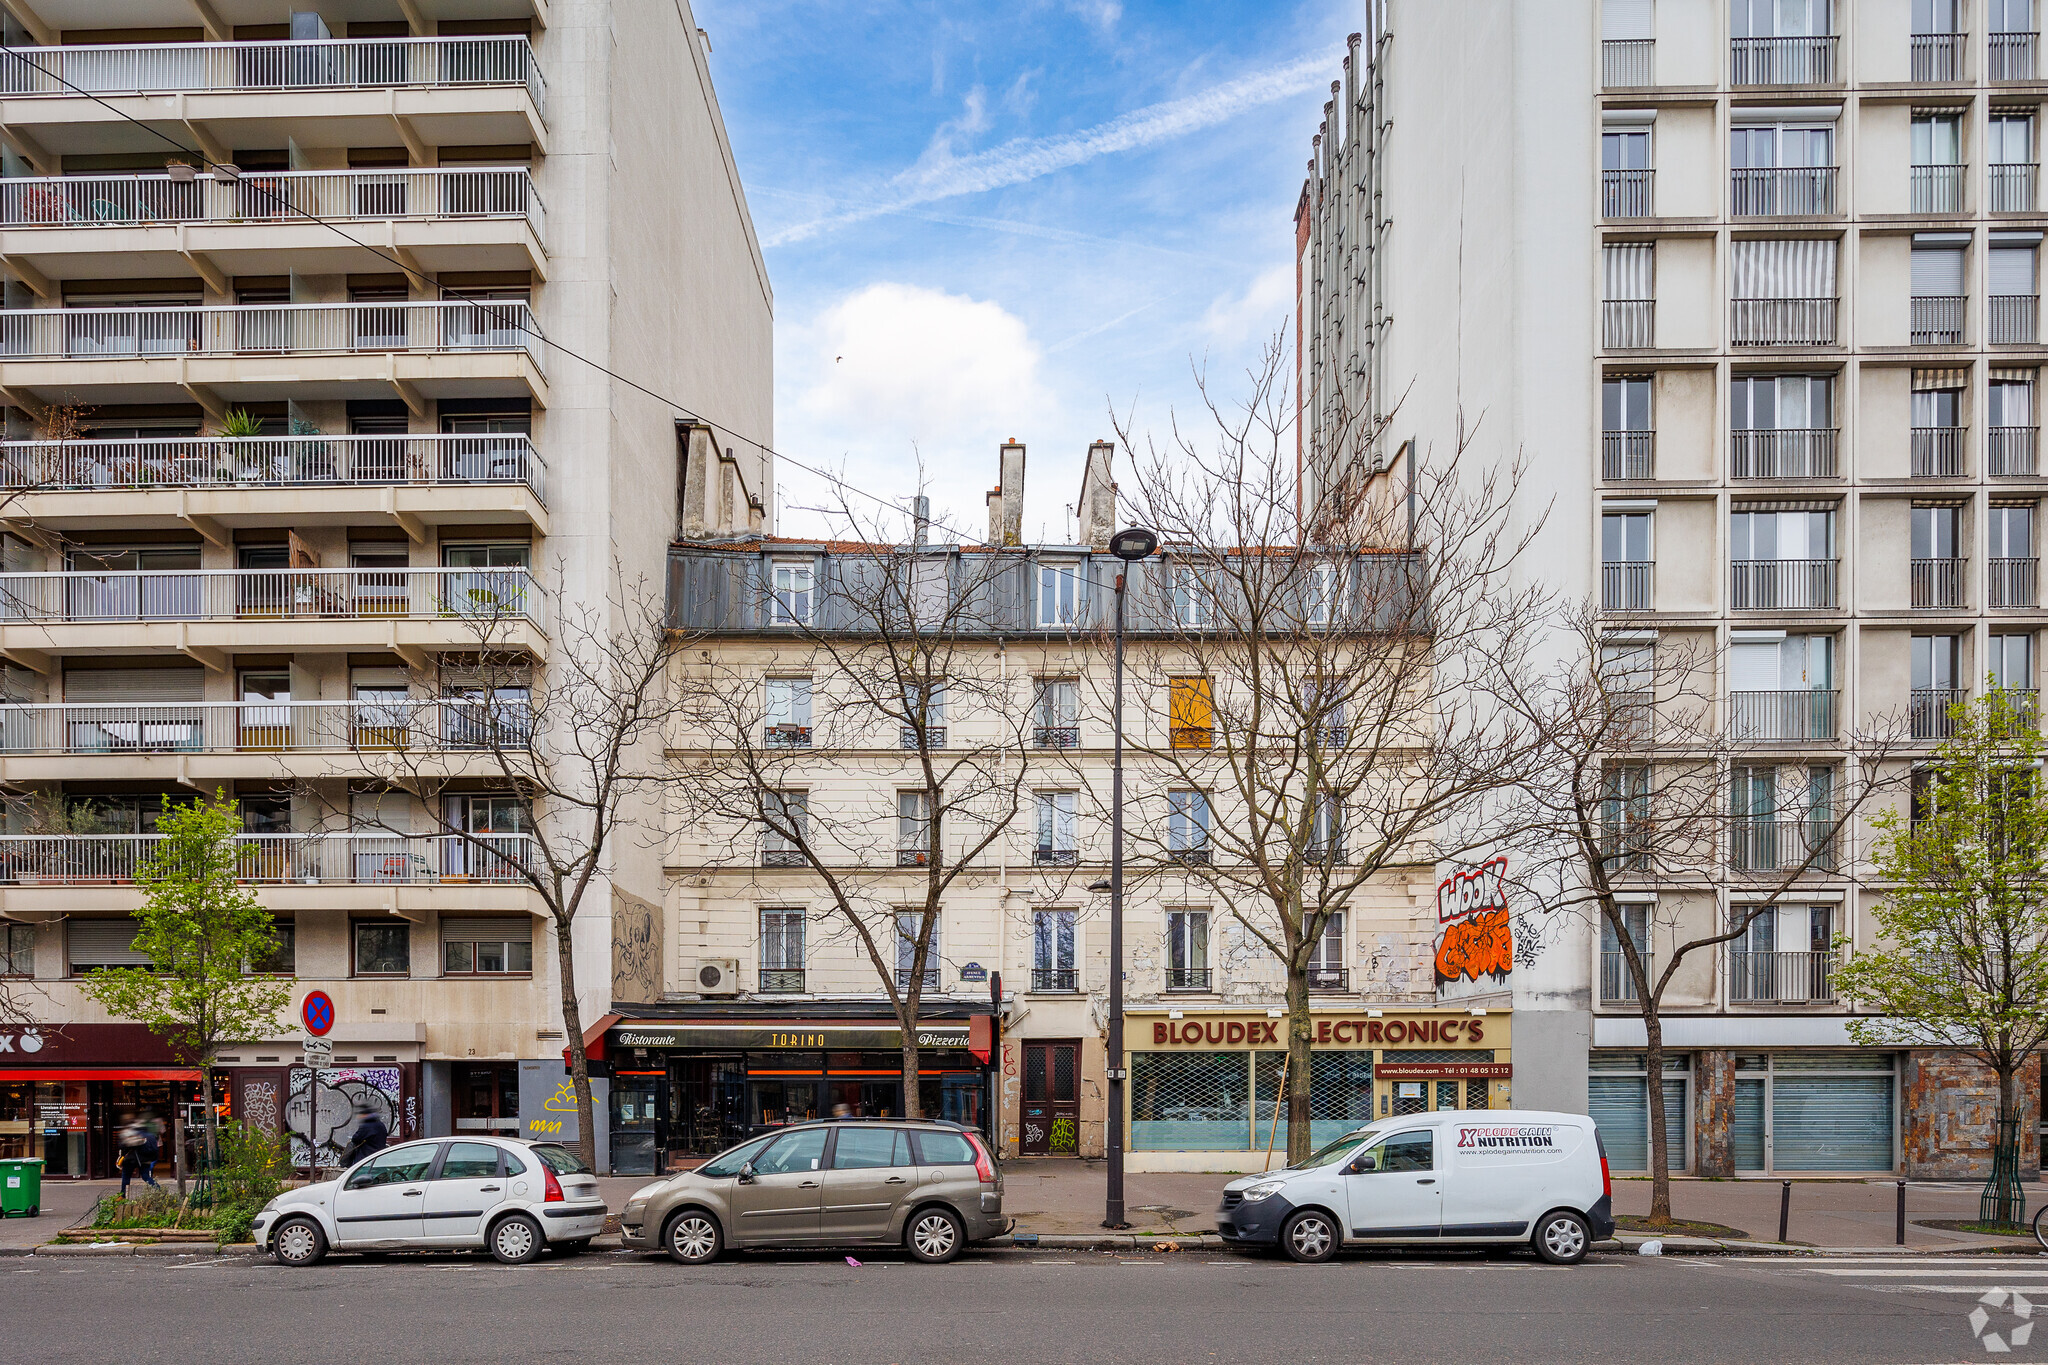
[[1897, 1179, 1907, 1246], [1779, 1180, 1792, 1243]]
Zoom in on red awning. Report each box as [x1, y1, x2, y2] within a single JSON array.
[[562, 1012, 620, 1068], [0, 1068, 204, 1081]]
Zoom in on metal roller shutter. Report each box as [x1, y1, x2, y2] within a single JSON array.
[[67, 918, 148, 967], [1588, 1075, 1686, 1172], [439, 916, 534, 945], [1912, 247, 1966, 296], [1602, 0, 1652, 40], [1770, 1075, 1894, 1170]]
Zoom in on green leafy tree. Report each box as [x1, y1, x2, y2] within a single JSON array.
[[1835, 690, 2048, 1225], [78, 794, 292, 1184]]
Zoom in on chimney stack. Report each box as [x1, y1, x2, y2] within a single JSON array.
[[995, 440, 1026, 546], [1077, 439, 1116, 550], [913, 494, 930, 547], [986, 485, 1003, 545]]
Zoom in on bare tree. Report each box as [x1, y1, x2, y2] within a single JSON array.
[[1501, 605, 1907, 1227], [1104, 337, 1555, 1163], [675, 491, 1046, 1120]]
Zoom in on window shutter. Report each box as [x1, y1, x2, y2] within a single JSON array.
[[1602, 0, 1653, 40], [62, 667, 204, 703], [1733, 239, 1836, 300], [1731, 642, 1784, 691], [1603, 243, 1654, 301], [1912, 247, 1966, 296], [1992, 246, 2038, 295], [1168, 677, 1213, 732], [67, 918, 148, 967], [440, 916, 534, 945]]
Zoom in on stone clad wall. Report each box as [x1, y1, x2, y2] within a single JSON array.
[[1694, 1050, 1736, 1177], [1903, 1051, 2041, 1180]]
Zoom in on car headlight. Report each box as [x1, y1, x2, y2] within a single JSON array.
[[629, 1181, 666, 1203], [1240, 1181, 1287, 1203], [623, 1201, 647, 1221]]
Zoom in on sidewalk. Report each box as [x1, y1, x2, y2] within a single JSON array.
[[0, 1178, 114, 1250]]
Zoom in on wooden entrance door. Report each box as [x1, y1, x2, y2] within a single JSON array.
[[1022, 1042, 1079, 1155]]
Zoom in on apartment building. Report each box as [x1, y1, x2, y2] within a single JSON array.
[[0, 1, 771, 1177], [1298, 1, 2048, 1178]]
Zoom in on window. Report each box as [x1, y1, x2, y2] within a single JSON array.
[[1170, 565, 1211, 628], [252, 920, 295, 975], [1992, 0, 2037, 79], [1914, 0, 1960, 32], [832, 1127, 909, 1169], [895, 909, 938, 991], [354, 921, 410, 975], [1035, 791, 1078, 865], [1730, 634, 1835, 739], [1731, 508, 1836, 608], [1731, 374, 1833, 477], [1602, 511, 1653, 610], [896, 791, 932, 865], [1602, 128, 1651, 217], [1912, 245, 1967, 342], [762, 790, 808, 866], [1603, 376, 1653, 479], [1992, 114, 2036, 211], [759, 908, 805, 992], [754, 1127, 829, 1176], [1360, 1129, 1433, 1173], [1991, 376, 2037, 478], [1166, 909, 1210, 990], [1913, 633, 1964, 739], [442, 919, 532, 975], [1991, 504, 2038, 607], [1032, 909, 1077, 990], [900, 681, 946, 748], [444, 685, 531, 749], [771, 560, 814, 626], [1730, 765, 1835, 871], [1306, 559, 1345, 627], [1038, 561, 1079, 627], [344, 1143, 436, 1189], [1033, 678, 1078, 748], [1308, 793, 1344, 863], [1732, 904, 1836, 1003], [1602, 243, 1654, 346], [911, 1129, 977, 1165], [1992, 245, 2039, 343], [1730, 238, 1838, 344], [764, 676, 813, 748], [1, 922, 32, 976], [1991, 633, 2037, 691], [437, 1141, 502, 1181], [1600, 903, 1651, 1002], [1911, 118, 1964, 216], [1601, 765, 1652, 869], [1733, 0, 1830, 39], [442, 542, 529, 569], [1730, 123, 1835, 215], [1168, 676, 1213, 749], [1307, 911, 1345, 990], [1167, 790, 1210, 862]]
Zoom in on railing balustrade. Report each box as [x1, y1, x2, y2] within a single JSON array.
[[0, 566, 542, 629], [0, 831, 536, 885], [0, 433, 543, 502], [0, 698, 531, 755]]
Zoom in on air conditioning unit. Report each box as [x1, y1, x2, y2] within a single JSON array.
[[696, 958, 741, 996]]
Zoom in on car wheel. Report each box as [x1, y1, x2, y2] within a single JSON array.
[[1281, 1210, 1338, 1264], [1533, 1211, 1590, 1266], [905, 1206, 965, 1264], [271, 1216, 327, 1268], [664, 1209, 722, 1265], [488, 1213, 545, 1266]]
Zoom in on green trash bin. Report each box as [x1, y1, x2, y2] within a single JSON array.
[[0, 1157, 43, 1217]]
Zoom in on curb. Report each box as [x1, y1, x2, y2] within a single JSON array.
[[1007, 1233, 1228, 1252]]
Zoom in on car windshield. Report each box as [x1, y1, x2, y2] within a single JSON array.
[[698, 1135, 774, 1178], [531, 1144, 592, 1176], [1289, 1131, 1374, 1171]]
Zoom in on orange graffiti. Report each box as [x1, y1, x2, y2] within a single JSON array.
[[1435, 908, 1513, 985]]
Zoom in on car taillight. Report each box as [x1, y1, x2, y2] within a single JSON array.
[[543, 1164, 565, 1203], [1595, 1132, 1612, 1200], [969, 1134, 995, 1184]]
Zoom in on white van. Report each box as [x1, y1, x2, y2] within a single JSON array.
[[1214, 1109, 1615, 1264]]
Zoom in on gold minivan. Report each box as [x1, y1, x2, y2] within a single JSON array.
[[620, 1119, 1008, 1264]]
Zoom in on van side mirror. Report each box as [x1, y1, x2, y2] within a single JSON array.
[[1350, 1155, 1377, 1174], [737, 1161, 757, 1185]]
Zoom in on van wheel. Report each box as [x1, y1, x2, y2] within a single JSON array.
[[489, 1213, 545, 1265], [906, 1206, 965, 1264], [1533, 1211, 1590, 1265], [271, 1216, 327, 1268], [664, 1210, 722, 1265], [1280, 1210, 1338, 1264]]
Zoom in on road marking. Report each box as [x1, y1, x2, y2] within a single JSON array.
[[1811, 1268, 2048, 1278]]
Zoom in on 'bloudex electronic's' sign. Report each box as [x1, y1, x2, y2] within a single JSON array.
[[1147, 1014, 1492, 1048]]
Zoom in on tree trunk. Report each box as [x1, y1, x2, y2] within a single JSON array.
[[899, 1032, 923, 1121], [201, 1064, 218, 1174], [1644, 1009, 1671, 1226], [1284, 963, 1313, 1164], [552, 913, 597, 1170], [172, 1098, 186, 1197]]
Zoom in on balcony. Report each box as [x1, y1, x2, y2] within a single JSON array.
[[1732, 427, 1837, 479], [0, 698, 529, 759], [1729, 949, 1835, 1003], [1033, 725, 1079, 748], [1165, 966, 1213, 991], [760, 848, 807, 868], [1169, 847, 1212, 866], [759, 968, 805, 993], [0, 299, 541, 370], [894, 968, 940, 992], [1729, 819, 1836, 873], [1991, 556, 2041, 608], [1033, 847, 1079, 867], [1731, 35, 1838, 86], [1603, 169, 1653, 219], [1992, 32, 2039, 80], [1602, 38, 1653, 87], [1731, 689, 1839, 742], [1992, 427, 2040, 477], [1307, 965, 1349, 992], [1602, 561, 1654, 612], [1912, 687, 1966, 741], [896, 849, 931, 868], [1603, 299, 1653, 349], [1169, 726, 1213, 750], [763, 725, 811, 749], [1912, 556, 1966, 607], [1911, 164, 1968, 213], [1913, 426, 1967, 477], [1731, 166, 1837, 217], [1992, 295, 2040, 346], [1912, 295, 1967, 345], [1030, 967, 1079, 992], [1603, 430, 1654, 481], [1911, 32, 1966, 82], [0, 35, 541, 102], [900, 726, 946, 748], [1731, 298, 1836, 346], [1992, 164, 2040, 213], [0, 831, 535, 886], [1731, 558, 1838, 610], [1600, 950, 1649, 1004]]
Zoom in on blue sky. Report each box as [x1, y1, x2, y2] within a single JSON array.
[[691, 0, 1358, 543]]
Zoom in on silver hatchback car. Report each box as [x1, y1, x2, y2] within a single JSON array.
[[620, 1120, 1008, 1264]]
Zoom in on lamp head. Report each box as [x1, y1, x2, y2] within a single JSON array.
[[1108, 527, 1158, 561]]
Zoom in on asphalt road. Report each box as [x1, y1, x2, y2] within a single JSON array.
[[8, 1249, 2047, 1363]]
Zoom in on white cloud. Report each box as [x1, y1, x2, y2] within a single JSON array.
[[1064, 0, 1122, 32], [1199, 261, 1295, 344]]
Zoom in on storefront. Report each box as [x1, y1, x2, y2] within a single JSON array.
[[0, 1024, 208, 1179], [1123, 1008, 1511, 1173], [600, 1006, 997, 1176]]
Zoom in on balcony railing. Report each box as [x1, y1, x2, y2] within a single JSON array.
[[1992, 295, 2040, 345], [896, 849, 931, 868], [1912, 426, 1967, 477], [1603, 38, 1654, 87], [760, 848, 807, 868], [1731, 297, 1836, 346], [0, 698, 531, 756], [894, 967, 940, 991], [0, 300, 544, 375], [1731, 35, 1838, 85], [1600, 950, 1649, 1004], [1033, 725, 1079, 748], [1912, 162, 1967, 212], [1603, 299, 1653, 348], [1729, 949, 1835, 1003], [1165, 966, 1213, 991], [1731, 558, 1838, 609], [1601, 561, 1653, 612], [1992, 426, 2040, 477], [1033, 847, 1079, 867], [1603, 169, 1654, 218], [1307, 965, 1349, 992], [763, 724, 811, 749], [0, 433, 544, 501], [1599, 821, 1654, 872], [1912, 687, 1967, 740], [1729, 819, 1836, 872], [0, 168, 543, 245], [1731, 689, 1839, 741], [1912, 295, 1967, 345], [1912, 556, 1966, 607], [0, 36, 544, 113], [1992, 31, 2039, 81], [0, 831, 535, 885], [1732, 427, 1837, 479], [1731, 166, 1837, 216], [1603, 430, 1654, 480], [1168, 847, 1211, 866], [1029, 967, 1079, 992], [1992, 163, 2040, 213], [0, 566, 542, 629], [900, 726, 946, 748], [1991, 556, 2041, 607], [1911, 31, 1966, 81], [758, 967, 805, 993]]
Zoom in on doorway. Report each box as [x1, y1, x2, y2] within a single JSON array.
[[1022, 1041, 1080, 1155]]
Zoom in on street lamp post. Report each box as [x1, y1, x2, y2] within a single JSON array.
[[1102, 525, 1156, 1230]]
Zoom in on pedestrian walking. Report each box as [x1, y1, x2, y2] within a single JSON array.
[[340, 1103, 388, 1165], [116, 1112, 158, 1197]]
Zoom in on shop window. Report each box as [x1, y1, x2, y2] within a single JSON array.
[[1131, 1050, 1249, 1151], [353, 921, 410, 976], [454, 1063, 518, 1133], [1, 922, 32, 976]]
